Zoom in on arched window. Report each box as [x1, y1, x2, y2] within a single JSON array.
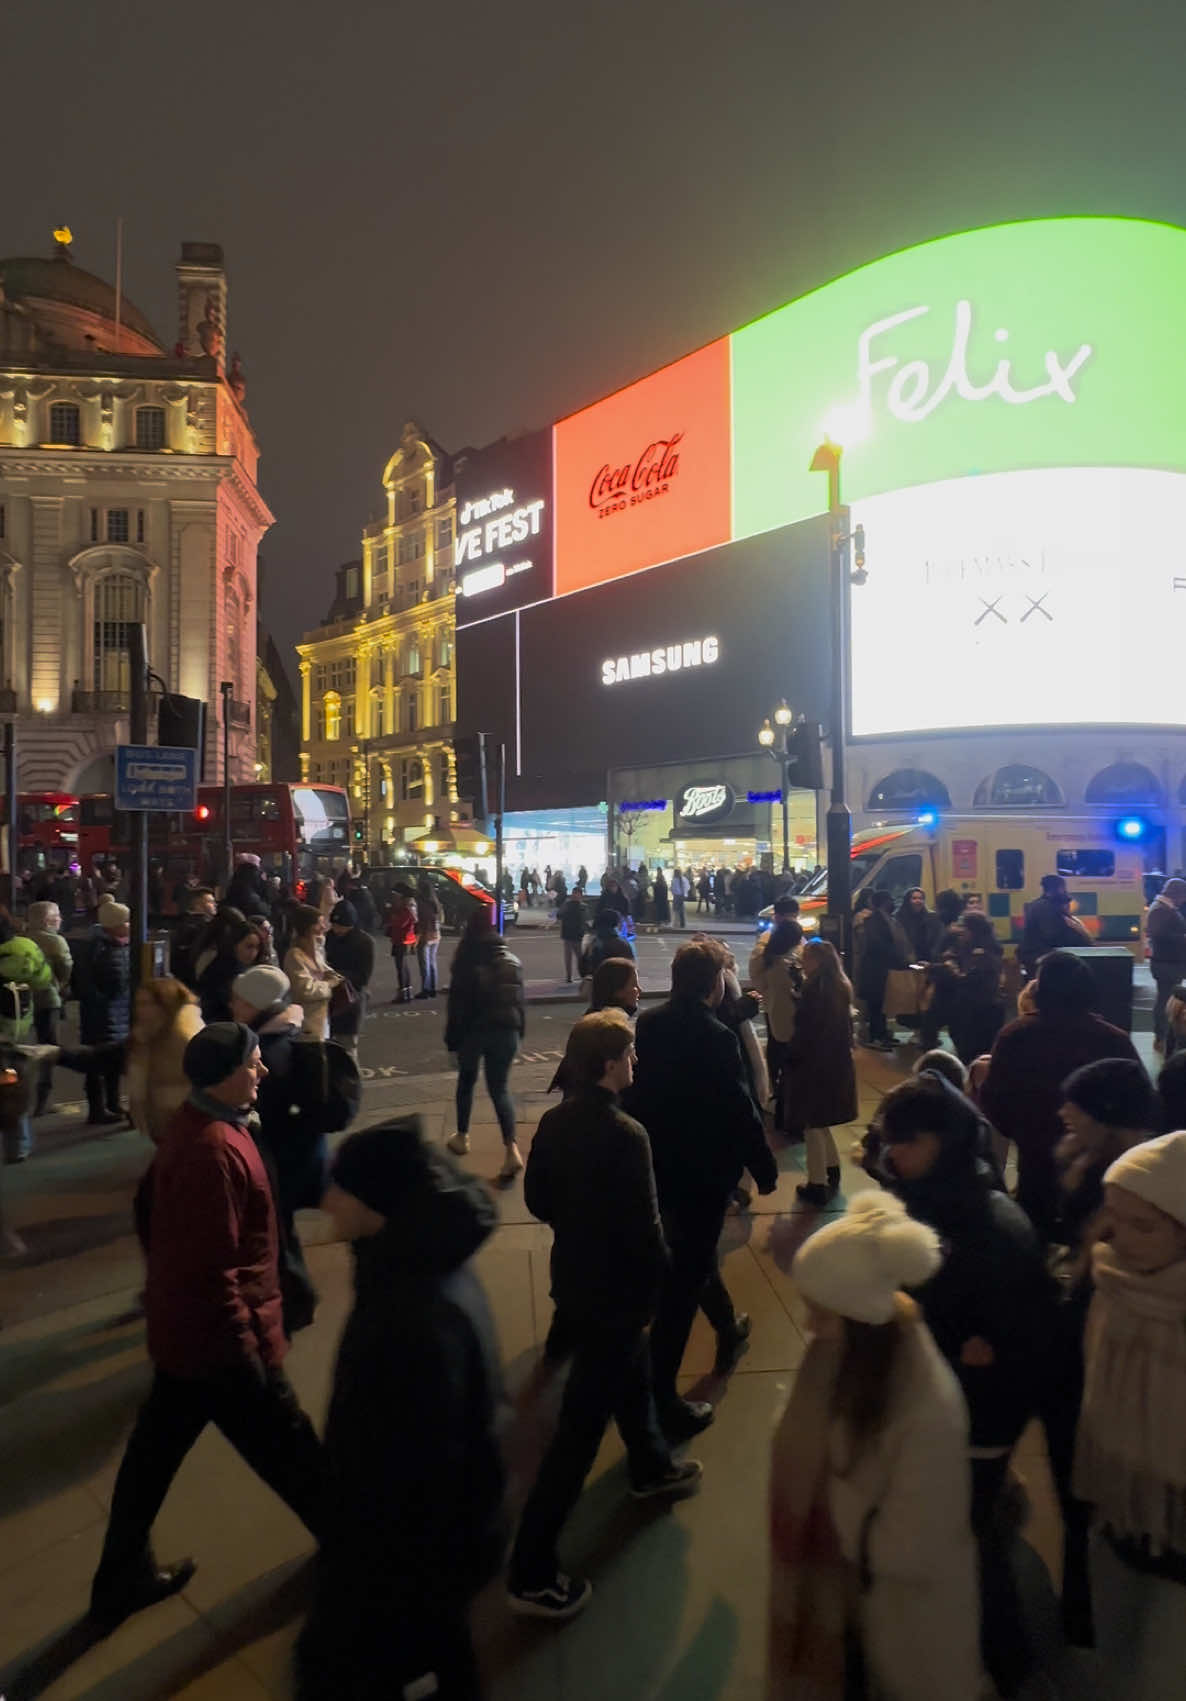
[[135, 406, 166, 450], [405, 638, 421, 676], [867, 768, 952, 812], [1085, 762, 1163, 807], [323, 689, 341, 742], [402, 757, 424, 801], [437, 750, 451, 802], [224, 585, 242, 696], [49, 402, 80, 445], [973, 764, 1064, 807], [93, 571, 146, 697]]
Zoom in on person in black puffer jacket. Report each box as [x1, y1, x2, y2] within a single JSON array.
[[444, 908, 525, 1180], [877, 1070, 1059, 1699], [296, 1117, 505, 1701]]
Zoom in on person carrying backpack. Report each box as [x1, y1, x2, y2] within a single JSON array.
[[445, 910, 526, 1180], [230, 964, 361, 1335]]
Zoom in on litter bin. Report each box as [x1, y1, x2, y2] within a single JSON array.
[[1064, 946, 1134, 1034]]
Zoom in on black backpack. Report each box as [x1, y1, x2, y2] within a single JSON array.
[[288, 1035, 361, 1133]]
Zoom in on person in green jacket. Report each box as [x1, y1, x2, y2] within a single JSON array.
[[0, 916, 51, 1160], [26, 900, 73, 1115]]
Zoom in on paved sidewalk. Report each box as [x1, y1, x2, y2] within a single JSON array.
[[1, 1038, 1098, 1700]]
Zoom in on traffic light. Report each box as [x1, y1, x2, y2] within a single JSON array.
[[453, 732, 489, 822], [194, 803, 211, 823], [353, 823, 365, 843], [158, 693, 207, 778], [787, 720, 825, 791]]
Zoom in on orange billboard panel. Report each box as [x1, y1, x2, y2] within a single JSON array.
[[553, 338, 731, 597]]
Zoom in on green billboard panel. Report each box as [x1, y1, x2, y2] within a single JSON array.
[[730, 217, 1186, 541]]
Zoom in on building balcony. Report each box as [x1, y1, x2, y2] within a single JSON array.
[[228, 698, 251, 729], [72, 688, 129, 713]]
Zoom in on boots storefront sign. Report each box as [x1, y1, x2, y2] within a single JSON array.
[[675, 781, 736, 827]]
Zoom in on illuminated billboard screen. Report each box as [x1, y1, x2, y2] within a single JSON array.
[[453, 429, 553, 627], [456, 517, 832, 809], [456, 217, 1186, 771], [553, 338, 732, 598], [849, 466, 1186, 736]]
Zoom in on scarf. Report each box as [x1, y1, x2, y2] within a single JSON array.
[[1074, 1242, 1186, 1555], [768, 1334, 849, 1701]]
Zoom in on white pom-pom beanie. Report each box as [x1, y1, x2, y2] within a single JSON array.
[[793, 1192, 943, 1325]]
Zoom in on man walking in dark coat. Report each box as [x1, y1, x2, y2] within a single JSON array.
[[625, 941, 778, 1437], [76, 898, 132, 1124], [88, 1023, 325, 1631], [558, 886, 591, 983], [296, 1118, 506, 1699], [509, 1012, 701, 1621]]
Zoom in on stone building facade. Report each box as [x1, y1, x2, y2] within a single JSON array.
[[297, 422, 458, 858], [0, 231, 272, 791]]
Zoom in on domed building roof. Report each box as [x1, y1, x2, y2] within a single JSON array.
[[0, 245, 164, 352]]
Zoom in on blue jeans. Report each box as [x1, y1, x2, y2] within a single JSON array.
[[3, 1115, 32, 1163], [455, 1027, 518, 1143]]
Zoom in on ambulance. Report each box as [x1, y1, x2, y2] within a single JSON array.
[[770, 815, 1148, 956]]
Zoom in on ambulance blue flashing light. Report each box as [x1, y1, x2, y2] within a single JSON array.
[[1116, 815, 1149, 842], [917, 810, 938, 828]]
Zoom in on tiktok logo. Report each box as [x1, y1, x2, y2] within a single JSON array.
[[855, 302, 1093, 424]]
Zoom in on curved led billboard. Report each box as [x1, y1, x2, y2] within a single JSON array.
[[458, 216, 1186, 799]]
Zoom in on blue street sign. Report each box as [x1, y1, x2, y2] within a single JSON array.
[[115, 744, 198, 812]]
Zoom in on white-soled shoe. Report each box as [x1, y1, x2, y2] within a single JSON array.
[[446, 1132, 470, 1156], [499, 1141, 525, 1180]]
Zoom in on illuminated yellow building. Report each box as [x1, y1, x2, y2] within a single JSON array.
[[296, 422, 458, 858]]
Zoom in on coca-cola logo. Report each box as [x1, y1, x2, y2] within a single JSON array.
[[589, 432, 683, 519]]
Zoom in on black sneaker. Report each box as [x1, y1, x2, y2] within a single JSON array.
[[507, 1572, 593, 1621], [796, 1182, 829, 1207], [89, 1558, 197, 1632], [660, 1397, 714, 1442], [713, 1312, 752, 1376], [630, 1458, 703, 1501], [826, 1166, 842, 1194]]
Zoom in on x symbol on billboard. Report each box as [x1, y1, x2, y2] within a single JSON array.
[[1021, 593, 1052, 623], [975, 597, 1007, 626]]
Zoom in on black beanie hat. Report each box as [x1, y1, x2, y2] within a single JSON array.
[[331, 1116, 429, 1217], [330, 899, 357, 927], [183, 1021, 259, 1088], [1062, 1058, 1158, 1130]]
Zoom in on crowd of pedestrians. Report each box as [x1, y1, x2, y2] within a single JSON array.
[[9, 855, 1186, 1700]]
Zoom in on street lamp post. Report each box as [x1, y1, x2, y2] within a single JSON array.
[[809, 433, 863, 971], [757, 698, 795, 873]]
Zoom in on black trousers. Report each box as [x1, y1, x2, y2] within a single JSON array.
[[971, 1453, 1033, 1697], [85, 1053, 123, 1119], [33, 1006, 58, 1108], [92, 1364, 324, 1603], [297, 1591, 479, 1701], [510, 1320, 669, 1587], [649, 1195, 732, 1409], [865, 991, 888, 1043]]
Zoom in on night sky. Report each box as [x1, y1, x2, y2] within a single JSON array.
[[8, 0, 1186, 669]]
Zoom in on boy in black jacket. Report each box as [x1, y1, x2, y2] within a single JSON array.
[[508, 1011, 701, 1622], [878, 1070, 1058, 1699], [296, 1118, 505, 1701]]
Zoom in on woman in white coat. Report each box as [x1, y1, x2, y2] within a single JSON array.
[[283, 902, 342, 1040], [768, 1192, 980, 1701]]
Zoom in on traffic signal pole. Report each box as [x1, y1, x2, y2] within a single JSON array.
[[495, 741, 506, 935], [129, 624, 150, 974]]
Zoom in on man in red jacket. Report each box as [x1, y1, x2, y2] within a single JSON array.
[[89, 1022, 325, 1631]]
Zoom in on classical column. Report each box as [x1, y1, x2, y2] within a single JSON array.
[[298, 657, 312, 742]]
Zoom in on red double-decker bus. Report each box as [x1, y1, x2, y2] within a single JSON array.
[[0, 792, 80, 874], [78, 782, 351, 898]]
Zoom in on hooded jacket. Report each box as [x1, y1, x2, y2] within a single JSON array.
[[0, 932, 52, 1039], [444, 934, 525, 1049], [317, 1146, 505, 1601], [881, 1074, 1058, 1448]]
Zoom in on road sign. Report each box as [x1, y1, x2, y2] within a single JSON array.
[[115, 744, 198, 812]]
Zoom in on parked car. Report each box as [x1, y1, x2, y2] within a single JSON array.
[[366, 864, 518, 933]]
